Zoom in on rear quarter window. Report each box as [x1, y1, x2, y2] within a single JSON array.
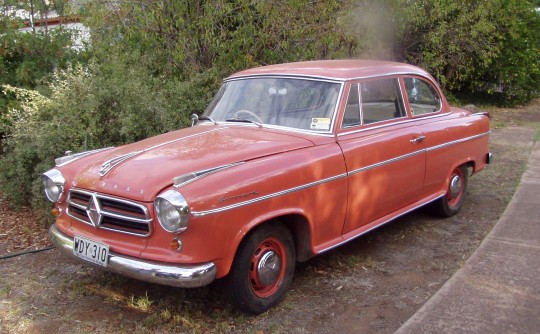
[[404, 77, 442, 116]]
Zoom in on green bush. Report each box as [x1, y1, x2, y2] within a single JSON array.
[[0, 60, 219, 215]]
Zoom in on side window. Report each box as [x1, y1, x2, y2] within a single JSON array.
[[342, 84, 360, 128], [361, 78, 406, 124], [404, 77, 442, 115]]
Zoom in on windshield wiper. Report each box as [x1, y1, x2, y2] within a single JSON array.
[[225, 118, 263, 128]]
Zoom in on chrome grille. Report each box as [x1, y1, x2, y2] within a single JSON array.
[[67, 189, 152, 236]]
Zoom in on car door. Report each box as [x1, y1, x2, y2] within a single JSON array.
[[337, 78, 426, 235]]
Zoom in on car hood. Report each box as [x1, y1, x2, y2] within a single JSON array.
[[68, 125, 315, 202]]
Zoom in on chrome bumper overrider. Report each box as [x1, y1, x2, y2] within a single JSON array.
[[49, 224, 216, 288]]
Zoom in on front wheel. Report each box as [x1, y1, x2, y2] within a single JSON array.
[[225, 222, 295, 314], [431, 164, 469, 217]]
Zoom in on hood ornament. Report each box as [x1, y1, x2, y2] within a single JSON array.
[[100, 151, 142, 177]]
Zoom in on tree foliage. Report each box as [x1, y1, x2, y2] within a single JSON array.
[[85, 0, 355, 78], [344, 0, 539, 104], [393, 0, 540, 104], [0, 0, 84, 134]]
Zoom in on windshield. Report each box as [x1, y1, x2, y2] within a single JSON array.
[[204, 77, 341, 132]]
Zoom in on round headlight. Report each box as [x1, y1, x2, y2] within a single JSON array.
[[42, 169, 65, 202], [154, 190, 190, 233]]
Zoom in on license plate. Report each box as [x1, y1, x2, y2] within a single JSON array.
[[73, 235, 110, 267]]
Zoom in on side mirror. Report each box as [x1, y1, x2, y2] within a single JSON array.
[[191, 114, 199, 127]]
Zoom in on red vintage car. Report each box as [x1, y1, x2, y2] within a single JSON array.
[[43, 60, 491, 313]]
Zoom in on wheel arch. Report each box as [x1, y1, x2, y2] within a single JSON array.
[[241, 213, 313, 263], [221, 211, 313, 278], [446, 159, 474, 185], [273, 214, 313, 262]]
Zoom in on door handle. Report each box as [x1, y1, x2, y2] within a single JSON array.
[[410, 135, 426, 144]]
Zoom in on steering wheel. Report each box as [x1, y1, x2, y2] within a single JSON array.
[[233, 110, 263, 123]]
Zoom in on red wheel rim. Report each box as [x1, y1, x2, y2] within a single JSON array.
[[249, 237, 287, 298], [447, 167, 465, 207]]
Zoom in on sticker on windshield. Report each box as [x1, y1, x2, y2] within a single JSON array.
[[310, 118, 331, 131]]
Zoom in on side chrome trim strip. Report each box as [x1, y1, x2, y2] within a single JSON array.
[[191, 173, 348, 217], [347, 131, 490, 176], [426, 131, 491, 152], [348, 149, 425, 176], [190, 130, 490, 217]]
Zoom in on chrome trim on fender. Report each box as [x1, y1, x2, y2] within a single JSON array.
[[49, 224, 216, 288], [55, 147, 114, 167], [472, 111, 490, 117], [174, 162, 245, 188], [426, 131, 491, 152], [191, 173, 348, 217]]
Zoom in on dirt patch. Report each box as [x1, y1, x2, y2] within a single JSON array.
[[1, 100, 539, 334], [0, 197, 51, 256]]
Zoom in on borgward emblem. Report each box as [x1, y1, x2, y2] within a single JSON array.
[[86, 194, 102, 227]]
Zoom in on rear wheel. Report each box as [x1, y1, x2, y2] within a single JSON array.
[[432, 165, 469, 217], [225, 222, 295, 314]]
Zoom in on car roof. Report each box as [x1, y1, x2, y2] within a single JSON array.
[[227, 59, 432, 82]]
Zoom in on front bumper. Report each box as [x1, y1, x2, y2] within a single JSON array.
[[49, 224, 216, 288]]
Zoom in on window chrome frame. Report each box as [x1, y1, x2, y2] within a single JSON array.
[[403, 75, 444, 116]]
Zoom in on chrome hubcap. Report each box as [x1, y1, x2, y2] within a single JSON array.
[[449, 174, 462, 199], [257, 251, 281, 286]]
